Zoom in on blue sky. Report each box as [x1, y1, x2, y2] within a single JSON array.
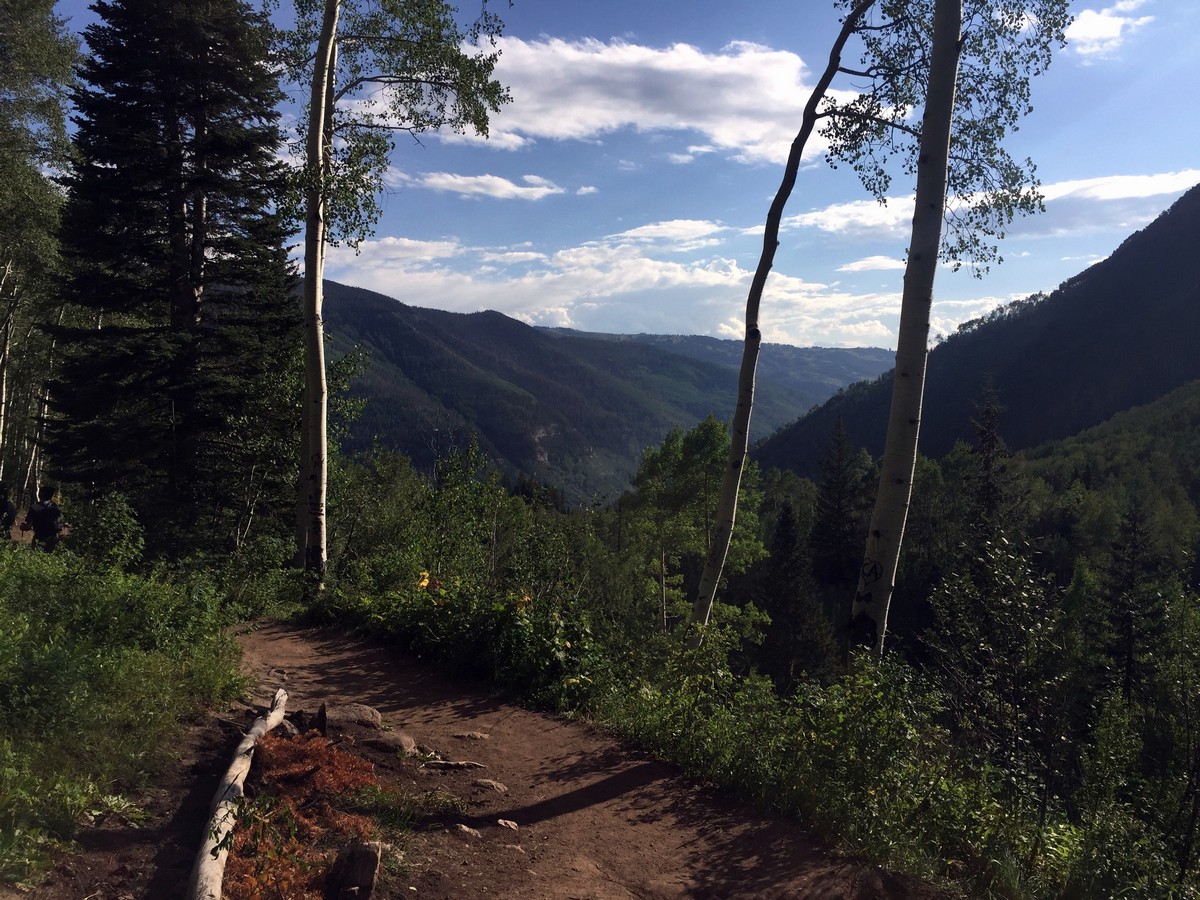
[[55, 0, 1200, 348]]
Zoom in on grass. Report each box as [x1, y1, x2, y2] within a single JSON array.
[[0, 548, 243, 884]]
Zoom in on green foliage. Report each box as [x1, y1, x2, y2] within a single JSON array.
[[49, 0, 299, 559], [60, 492, 144, 570], [286, 422, 1200, 897], [277, 0, 510, 248], [313, 445, 599, 707], [824, 0, 1070, 272], [623, 415, 765, 632], [0, 549, 241, 881]]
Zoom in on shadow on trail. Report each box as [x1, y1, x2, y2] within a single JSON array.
[[239, 622, 948, 899]]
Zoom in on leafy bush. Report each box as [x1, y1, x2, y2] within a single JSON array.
[[0, 549, 241, 882]]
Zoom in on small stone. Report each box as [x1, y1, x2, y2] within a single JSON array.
[[453, 731, 490, 740], [455, 824, 482, 839], [497, 819, 518, 830], [473, 779, 508, 794], [364, 731, 419, 756], [326, 703, 383, 729], [276, 718, 300, 738]]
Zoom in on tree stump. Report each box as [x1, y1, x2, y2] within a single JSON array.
[[324, 840, 382, 899]]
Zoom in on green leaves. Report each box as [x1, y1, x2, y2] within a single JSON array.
[[278, 0, 510, 248], [824, 0, 1071, 272]]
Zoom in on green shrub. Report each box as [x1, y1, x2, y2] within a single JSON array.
[[0, 549, 241, 882]]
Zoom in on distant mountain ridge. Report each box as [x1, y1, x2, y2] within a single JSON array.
[[540, 329, 893, 412], [322, 281, 892, 500], [755, 182, 1200, 477]]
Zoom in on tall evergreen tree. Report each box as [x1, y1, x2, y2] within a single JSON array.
[[967, 379, 1024, 538], [1103, 505, 1168, 703], [756, 502, 837, 689], [810, 417, 868, 589], [48, 0, 298, 555]]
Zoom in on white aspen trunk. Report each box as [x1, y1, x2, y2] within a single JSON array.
[[23, 304, 65, 504], [298, 0, 341, 577], [686, 0, 878, 641], [0, 314, 12, 481], [850, 0, 962, 654], [0, 290, 20, 481]]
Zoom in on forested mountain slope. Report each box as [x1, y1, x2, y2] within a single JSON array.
[[541, 329, 893, 412], [323, 281, 891, 500], [755, 182, 1200, 477]]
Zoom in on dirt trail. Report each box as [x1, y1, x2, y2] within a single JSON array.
[[236, 622, 949, 899], [8, 621, 954, 899]]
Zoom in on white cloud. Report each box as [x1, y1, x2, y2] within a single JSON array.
[[838, 255, 906, 272], [1040, 169, 1200, 202], [479, 250, 549, 264], [322, 166, 1199, 350], [450, 37, 849, 165], [326, 236, 462, 266], [784, 198, 912, 238], [576, 185, 599, 195], [779, 169, 1200, 242], [607, 218, 729, 251], [320, 222, 908, 346], [1066, 1, 1154, 58], [415, 172, 566, 200]]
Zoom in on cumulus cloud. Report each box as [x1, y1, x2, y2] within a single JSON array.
[[479, 250, 549, 265], [838, 255, 906, 272], [1002, 169, 1200, 238], [320, 220, 910, 346], [445, 37, 852, 165], [325, 236, 462, 267], [784, 198, 912, 238], [780, 169, 1200, 242], [1067, 1, 1154, 58], [414, 172, 566, 200], [1040, 169, 1200, 202], [606, 219, 729, 251]]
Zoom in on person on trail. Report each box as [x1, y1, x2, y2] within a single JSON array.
[[0, 486, 15, 542], [21, 484, 66, 552]]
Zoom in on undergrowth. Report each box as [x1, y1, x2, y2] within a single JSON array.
[[0, 548, 242, 884]]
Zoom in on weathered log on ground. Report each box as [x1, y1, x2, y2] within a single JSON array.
[[185, 687, 289, 900]]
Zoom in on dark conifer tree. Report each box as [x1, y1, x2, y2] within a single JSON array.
[[967, 378, 1023, 539], [756, 502, 837, 689], [810, 417, 867, 588], [48, 0, 298, 556], [1104, 505, 1168, 703]]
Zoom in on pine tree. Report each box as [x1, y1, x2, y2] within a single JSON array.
[[48, 0, 298, 556], [756, 502, 837, 689], [1103, 505, 1168, 703], [810, 418, 868, 588], [967, 379, 1023, 538]]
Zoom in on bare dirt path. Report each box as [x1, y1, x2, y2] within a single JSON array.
[[7, 621, 955, 899], [235, 622, 951, 900]]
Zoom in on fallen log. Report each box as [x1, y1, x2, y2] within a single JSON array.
[[186, 688, 289, 900]]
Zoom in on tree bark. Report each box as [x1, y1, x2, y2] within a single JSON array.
[[686, 0, 877, 642], [297, 0, 341, 578], [849, 0, 963, 654]]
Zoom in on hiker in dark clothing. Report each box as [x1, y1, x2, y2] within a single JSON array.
[[21, 484, 66, 552]]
